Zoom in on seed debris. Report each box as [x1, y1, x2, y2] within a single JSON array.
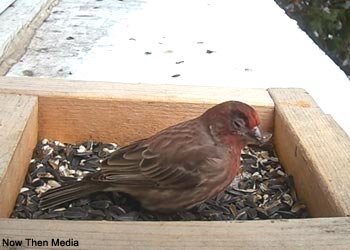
[[11, 140, 308, 221]]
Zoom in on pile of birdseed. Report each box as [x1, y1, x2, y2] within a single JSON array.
[[11, 139, 308, 221]]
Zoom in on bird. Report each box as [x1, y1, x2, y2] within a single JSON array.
[[39, 101, 271, 212]]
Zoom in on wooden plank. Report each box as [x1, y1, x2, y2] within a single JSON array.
[[0, 0, 58, 75], [0, 77, 274, 105], [0, 94, 38, 217], [0, 77, 274, 144], [0, 217, 350, 249], [268, 88, 350, 217], [0, 0, 15, 14]]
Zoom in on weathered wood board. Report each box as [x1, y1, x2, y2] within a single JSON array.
[[0, 77, 350, 249], [0, 217, 350, 250], [0, 0, 58, 75], [269, 88, 350, 217], [0, 94, 38, 217], [0, 77, 274, 144], [0, 0, 15, 14]]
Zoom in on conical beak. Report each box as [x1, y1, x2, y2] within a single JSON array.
[[246, 126, 272, 144]]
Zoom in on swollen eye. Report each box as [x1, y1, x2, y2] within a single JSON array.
[[233, 118, 246, 129], [233, 121, 241, 127]]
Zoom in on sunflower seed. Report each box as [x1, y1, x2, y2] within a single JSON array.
[[12, 140, 308, 221]]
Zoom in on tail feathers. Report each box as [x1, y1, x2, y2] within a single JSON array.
[[39, 181, 103, 210]]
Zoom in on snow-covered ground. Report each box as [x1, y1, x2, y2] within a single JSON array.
[[5, 0, 350, 134]]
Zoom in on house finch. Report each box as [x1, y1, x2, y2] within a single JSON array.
[[40, 101, 271, 212]]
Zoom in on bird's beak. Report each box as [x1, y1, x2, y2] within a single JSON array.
[[245, 126, 272, 145]]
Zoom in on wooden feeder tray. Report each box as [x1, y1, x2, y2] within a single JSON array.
[[0, 77, 350, 249]]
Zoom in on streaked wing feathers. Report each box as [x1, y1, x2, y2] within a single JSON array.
[[90, 133, 204, 188]]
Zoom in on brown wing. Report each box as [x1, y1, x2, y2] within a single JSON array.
[[89, 120, 221, 189], [89, 139, 156, 186]]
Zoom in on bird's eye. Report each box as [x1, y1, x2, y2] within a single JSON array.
[[232, 117, 247, 130]]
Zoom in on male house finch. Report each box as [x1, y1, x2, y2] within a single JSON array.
[[40, 101, 271, 212]]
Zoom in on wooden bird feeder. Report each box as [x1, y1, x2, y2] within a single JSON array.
[[0, 76, 350, 249]]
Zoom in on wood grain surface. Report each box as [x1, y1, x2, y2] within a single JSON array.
[[0, 77, 274, 144], [0, 217, 350, 249], [0, 94, 38, 217], [269, 88, 350, 217]]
